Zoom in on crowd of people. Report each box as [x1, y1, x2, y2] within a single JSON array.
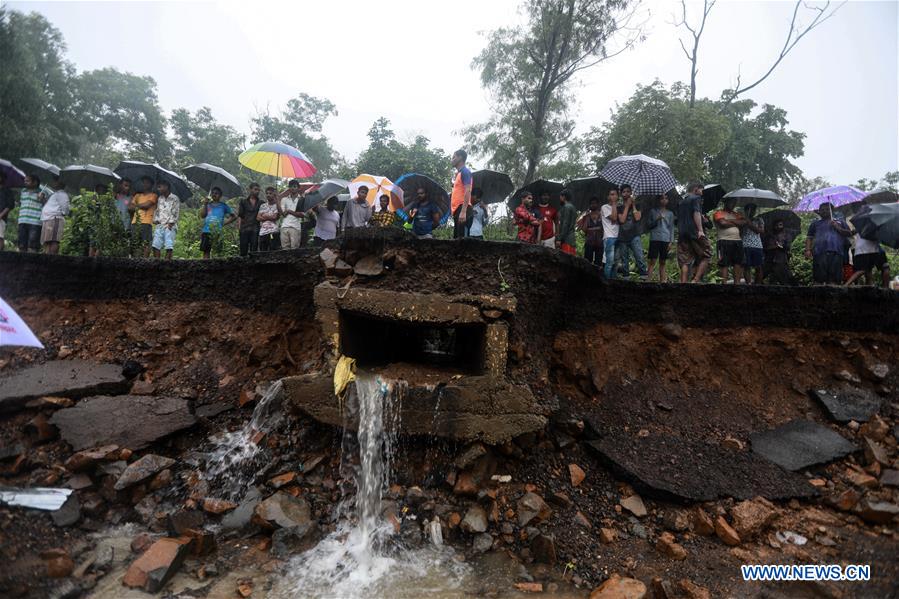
[[0, 151, 892, 288]]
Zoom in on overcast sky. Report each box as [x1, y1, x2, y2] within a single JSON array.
[[8, 0, 898, 184]]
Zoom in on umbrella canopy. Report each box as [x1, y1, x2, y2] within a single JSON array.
[[759, 209, 801, 237], [302, 178, 349, 211], [795, 185, 865, 212], [0, 159, 26, 188], [114, 160, 192, 201], [564, 176, 617, 211], [721, 188, 787, 209], [863, 188, 899, 205], [60, 165, 121, 195], [238, 142, 317, 179], [702, 184, 726, 213], [14, 158, 60, 183], [472, 170, 514, 205], [348, 174, 404, 210], [509, 180, 565, 210], [395, 173, 450, 220], [0, 296, 44, 348], [851, 203, 899, 249], [183, 163, 243, 198], [600, 154, 676, 196]]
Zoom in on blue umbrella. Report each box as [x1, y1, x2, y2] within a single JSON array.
[[0, 159, 26, 188], [795, 185, 865, 212]]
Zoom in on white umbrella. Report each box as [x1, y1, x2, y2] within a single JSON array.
[[0, 296, 44, 348]]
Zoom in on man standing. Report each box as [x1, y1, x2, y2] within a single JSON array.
[[17, 174, 45, 252], [602, 188, 625, 279], [404, 188, 442, 239], [237, 183, 262, 256], [535, 191, 558, 249], [615, 184, 648, 278], [199, 187, 236, 259], [713, 197, 747, 283], [762, 218, 795, 285], [646, 194, 675, 283], [467, 188, 487, 239], [450, 149, 473, 238], [577, 197, 603, 266], [114, 178, 133, 233], [130, 177, 158, 258], [257, 186, 281, 251], [676, 182, 712, 283], [514, 191, 542, 243], [0, 172, 14, 251], [741, 203, 765, 284], [370, 194, 398, 228], [805, 202, 851, 285], [151, 180, 180, 260], [848, 205, 890, 287], [279, 179, 305, 249], [40, 176, 70, 255], [556, 189, 577, 255], [309, 196, 340, 246], [342, 185, 373, 231]]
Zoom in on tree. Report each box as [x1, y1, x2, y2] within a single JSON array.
[[462, 0, 643, 185], [355, 118, 452, 183], [0, 9, 80, 163], [672, 0, 715, 107], [250, 93, 339, 179], [170, 107, 245, 175], [855, 171, 899, 192]]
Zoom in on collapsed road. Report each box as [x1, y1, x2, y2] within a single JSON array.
[[1, 228, 898, 598]]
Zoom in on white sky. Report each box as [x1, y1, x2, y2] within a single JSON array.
[[7, 0, 899, 184]]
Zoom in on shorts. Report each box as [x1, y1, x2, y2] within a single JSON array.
[[677, 236, 712, 267], [743, 247, 764, 268], [40, 217, 65, 245], [0, 219, 6, 239], [648, 240, 670, 260], [854, 251, 887, 272], [152, 224, 177, 251], [560, 242, 576, 255], [137, 223, 153, 245], [17, 223, 42, 251], [717, 240, 744, 267], [541, 237, 555, 248], [200, 232, 213, 254]]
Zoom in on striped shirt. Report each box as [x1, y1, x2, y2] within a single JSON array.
[[18, 190, 43, 225]]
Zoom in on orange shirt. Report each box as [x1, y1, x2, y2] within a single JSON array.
[[450, 167, 473, 213]]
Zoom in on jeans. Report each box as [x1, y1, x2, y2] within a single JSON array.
[[603, 238, 617, 279], [616, 236, 648, 276], [239, 229, 258, 256]]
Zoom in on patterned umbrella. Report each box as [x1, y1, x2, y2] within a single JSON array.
[[795, 185, 865, 212], [14, 158, 60, 183], [238, 142, 317, 179], [0, 159, 26, 188], [508, 180, 565, 210], [348, 174, 404, 210], [60, 164, 120, 194], [600, 154, 676, 196], [114, 160, 192, 201], [395, 173, 450, 221], [722, 188, 787, 209], [472, 170, 514, 205], [183, 163, 243, 198]]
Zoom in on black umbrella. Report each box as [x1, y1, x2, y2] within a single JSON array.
[[59, 164, 121, 194], [395, 173, 450, 217], [14, 158, 60, 183], [302, 179, 350, 211], [114, 160, 192, 201], [759, 209, 801, 237], [702, 184, 726, 213], [472, 170, 514, 205], [722, 188, 786, 209], [183, 163, 242, 198], [564, 176, 617, 211], [863, 188, 899, 205], [0, 159, 26, 188], [508, 179, 565, 210], [851, 203, 899, 249]]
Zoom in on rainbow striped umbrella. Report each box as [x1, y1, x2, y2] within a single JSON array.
[[238, 142, 317, 179]]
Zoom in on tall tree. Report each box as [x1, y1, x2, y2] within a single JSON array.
[[672, 0, 715, 107], [0, 9, 80, 163], [463, 0, 643, 185], [355, 118, 451, 183], [170, 106, 245, 175]]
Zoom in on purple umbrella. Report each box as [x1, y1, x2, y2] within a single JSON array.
[[795, 185, 865, 212], [0, 159, 26, 188]]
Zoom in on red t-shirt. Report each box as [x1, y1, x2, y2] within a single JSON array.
[[537, 205, 557, 240]]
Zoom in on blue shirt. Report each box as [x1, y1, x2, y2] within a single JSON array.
[[203, 202, 233, 233], [807, 217, 848, 256], [412, 201, 437, 236]]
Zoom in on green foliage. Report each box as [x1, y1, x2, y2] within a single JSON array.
[[170, 106, 246, 193], [61, 191, 130, 257], [172, 200, 239, 260], [355, 118, 452, 183]]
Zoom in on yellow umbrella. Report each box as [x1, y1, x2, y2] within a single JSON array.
[[348, 174, 404, 210]]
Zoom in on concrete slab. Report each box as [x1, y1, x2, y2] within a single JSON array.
[[0, 360, 130, 413], [50, 395, 196, 451], [750, 419, 856, 471], [810, 387, 882, 423]]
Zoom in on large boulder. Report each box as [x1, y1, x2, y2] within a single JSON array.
[[0, 360, 131, 413]]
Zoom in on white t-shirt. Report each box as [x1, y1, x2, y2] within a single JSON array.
[[41, 190, 70, 220], [601, 203, 619, 239], [280, 196, 304, 230], [855, 235, 880, 256], [314, 206, 340, 240]]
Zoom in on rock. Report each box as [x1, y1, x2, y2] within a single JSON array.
[[574, 511, 592, 528], [269, 472, 297, 489], [332, 259, 353, 277], [750, 419, 855, 471], [50, 395, 196, 451], [678, 579, 711, 599], [455, 443, 488, 470], [859, 360, 890, 382], [833, 488, 861, 511], [531, 534, 557, 565], [590, 574, 648, 599], [253, 492, 311, 529], [353, 255, 384, 277], [661, 509, 690, 532], [599, 528, 618, 544], [845, 468, 878, 488], [855, 499, 899, 524], [114, 454, 175, 490], [122, 537, 190, 593], [203, 497, 238, 514], [881, 469, 899, 487], [517, 492, 551, 526], [453, 471, 479, 496], [405, 486, 426, 506], [51, 494, 81, 527], [0, 360, 131, 413], [714, 516, 741, 546], [149, 469, 172, 491], [180, 528, 217, 557], [620, 495, 647, 518], [808, 478, 827, 488], [514, 582, 544, 593], [45, 549, 74, 578], [25, 396, 74, 409], [472, 533, 493, 553], [721, 436, 744, 451], [651, 577, 676, 599], [660, 322, 683, 341], [549, 492, 572, 509], [301, 455, 324, 473], [863, 437, 890, 466], [655, 532, 687, 560], [271, 522, 320, 558], [319, 248, 338, 269], [66, 474, 93, 490], [810, 388, 883, 423], [730, 498, 777, 539], [65, 444, 121, 472], [461, 506, 488, 533], [167, 510, 204, 536], [130, 379, 156, 395], [860, 415, 890, 442], [25, 413, 58, 443], [833, 370, 861, 384], [131, 533, 154, 554], [569, 463, 586, 487]]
